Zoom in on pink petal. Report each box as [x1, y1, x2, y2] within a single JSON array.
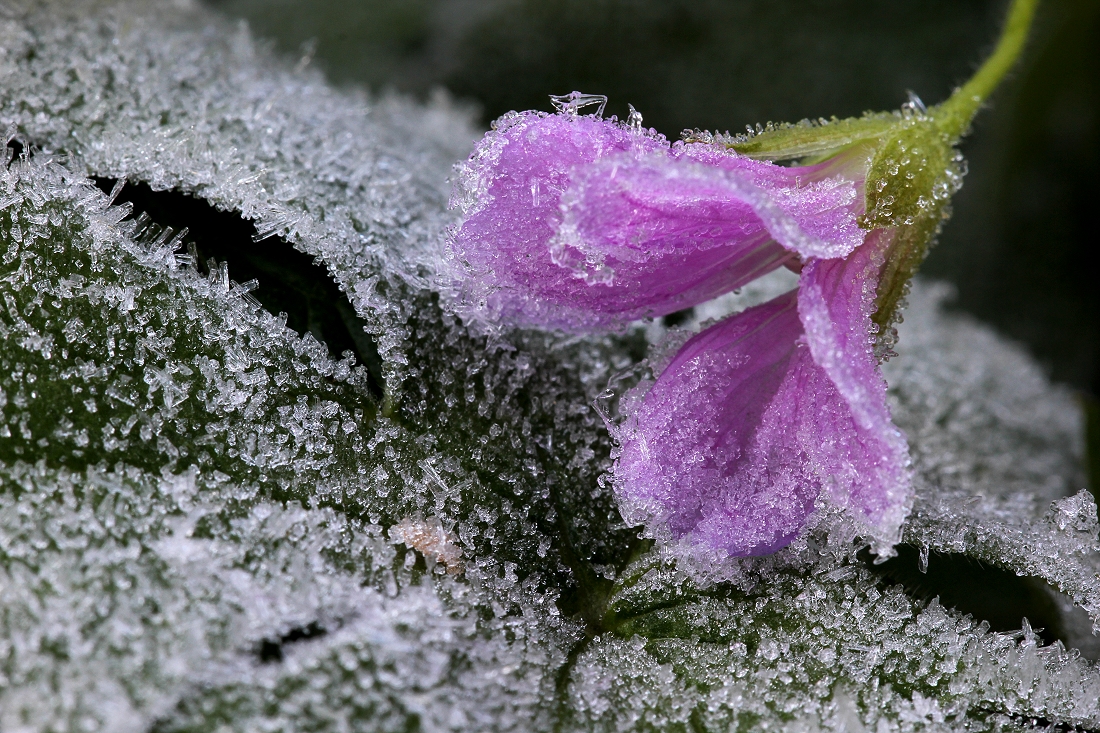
[[446, 111, 864, 331], [797, 229, 912, 552], [676, 144, 866, 260], [616, 286, 909, 558]]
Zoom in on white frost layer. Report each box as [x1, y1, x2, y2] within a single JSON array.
[[0, 1, 1098, 731], [1, 0, 478, 377], [885, 281, 1087, 510], [886, 283, 1100, 648]]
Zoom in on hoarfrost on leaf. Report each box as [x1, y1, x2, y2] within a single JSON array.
[[0, 0, 1098, 731]]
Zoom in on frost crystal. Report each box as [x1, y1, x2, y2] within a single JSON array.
[[0, 1, 1097, 731]]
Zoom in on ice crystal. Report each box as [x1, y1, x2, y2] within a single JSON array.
[[0, 1, 1097, 731]]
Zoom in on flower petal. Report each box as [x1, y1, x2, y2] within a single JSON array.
[[446, 111, 670, 330], [677, 144, 866, 259], [446, 111, 864, 331], [551, 152, 825, 313], [797, 229, 912, 553], [616, 288, 909, 557]]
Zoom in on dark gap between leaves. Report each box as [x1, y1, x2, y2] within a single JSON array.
[[91, 177, 384, 400], [661, 307, 693, 328], [862, 544, 1097, 659], [1004, 713, 1098, 733], [256, 621, 327, 664], [5, 137, 27, 168]]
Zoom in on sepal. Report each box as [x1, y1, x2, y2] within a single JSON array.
[[859, 117, 962, 231], [707, 113, 898, 162]]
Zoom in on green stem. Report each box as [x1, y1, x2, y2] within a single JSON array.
[[934, 0, 1040, 139]]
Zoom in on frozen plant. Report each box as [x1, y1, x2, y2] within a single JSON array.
[[1, 0, 1098, 731], [445, 0, 1039, 562]]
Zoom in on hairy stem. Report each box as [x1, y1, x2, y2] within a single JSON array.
[[934, 0, 1040, 138]]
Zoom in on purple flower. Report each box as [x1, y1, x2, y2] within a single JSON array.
[[445, 105, 911, 557], [616, 230, 910, 556], [448, 108, 866, 332]]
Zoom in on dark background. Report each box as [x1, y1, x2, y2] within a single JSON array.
[[204, 0, 1099, 424]]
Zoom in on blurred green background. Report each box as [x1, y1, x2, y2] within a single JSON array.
[[205, 0, 1099, 406]]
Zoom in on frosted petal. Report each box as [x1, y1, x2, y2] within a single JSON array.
[[798, 229, 913, 553], [678, 142, 866, 259], [446, 111, 863, 331], [616, 289, 911, 558]]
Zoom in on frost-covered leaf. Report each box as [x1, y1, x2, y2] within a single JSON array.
[[1, 1, 1098, 731], [884, 284, 1100, 649]]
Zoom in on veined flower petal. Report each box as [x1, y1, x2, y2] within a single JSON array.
[[616, 288, 909, 558], [797, 230, 913, 552], [446, 110, 864, 331], [676, 143, 866, 259]]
